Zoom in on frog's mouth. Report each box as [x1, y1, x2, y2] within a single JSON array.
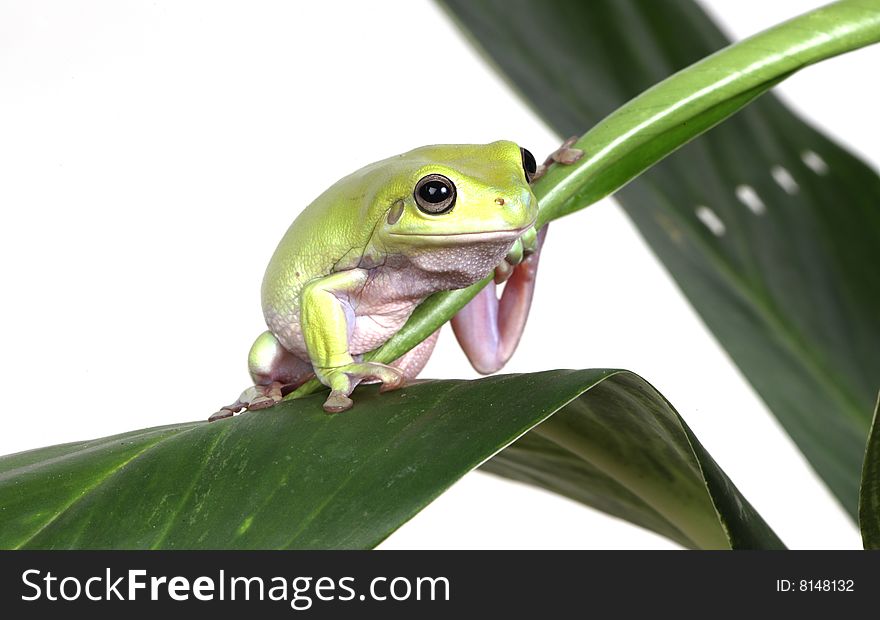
[[388, 221, 535, 243]]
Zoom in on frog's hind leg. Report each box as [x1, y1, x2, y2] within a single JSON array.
[[451, 227, 547, 374], [247, 330, 315, 388], [209, 330, 314, 422]]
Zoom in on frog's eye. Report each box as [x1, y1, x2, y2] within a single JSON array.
[[414, 174, 457, 215], [520, 147, 537, 182]]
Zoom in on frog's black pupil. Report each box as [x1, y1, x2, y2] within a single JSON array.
[[419, 181, 448, 203], [521, 147, 537, 176]]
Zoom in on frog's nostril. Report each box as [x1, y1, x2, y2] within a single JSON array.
[[495, 197, 505, 206]]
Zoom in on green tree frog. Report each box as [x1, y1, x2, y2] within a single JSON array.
[[211, 140, 579, 419]]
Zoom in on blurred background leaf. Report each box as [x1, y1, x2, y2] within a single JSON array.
[[859, 397, 880, 548], [440, 0, 880, 519]]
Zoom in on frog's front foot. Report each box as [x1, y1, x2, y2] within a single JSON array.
[[495, 224, 541, 284], [318, 362, 405, 414], [208, 381, 285, 422], [531, 136, 584, 183]]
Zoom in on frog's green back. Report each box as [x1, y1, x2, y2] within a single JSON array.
[[261, 158, 391, 315]]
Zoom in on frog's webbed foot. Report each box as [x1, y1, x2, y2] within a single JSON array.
[[209, 381, 289, 422], [452, 225, 548, 374], [531, 135, 584, 183], [318, 362, 405, 414]]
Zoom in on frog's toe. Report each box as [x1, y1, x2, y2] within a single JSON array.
[[323, 392, 354, 414], [209, 397, 247, 422], [247, 395, 277, 411], [504, 238, 524, 266], [548, 135, 584, 165], [208, 408, 236, 423], [367, 362, 405, 391], [531, 136, 585, 182], [378, 372, 405, 393], [520, 226, 539, 256], [244, 382, 284, 409], [494, 260, 515, 284], [318, 362, 405, 413], [552, 146, 584, 165], [208, 381, 285, 421], [344, 361, 404, 388]]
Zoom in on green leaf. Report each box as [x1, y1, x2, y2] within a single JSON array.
[[0, 370, 782, 549], [439, 0, 880, 518], [859, 395, 880, 549]]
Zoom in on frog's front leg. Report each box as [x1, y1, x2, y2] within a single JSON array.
[[451, 225, 547, 374], [301, 268, 405, 413]]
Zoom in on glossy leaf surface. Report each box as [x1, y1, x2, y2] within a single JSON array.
[[0, 371, 782, 549]]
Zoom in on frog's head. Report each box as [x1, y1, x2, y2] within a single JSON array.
[[375, 141, 539, 254]]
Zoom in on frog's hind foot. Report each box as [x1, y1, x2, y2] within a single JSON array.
[[209, 381, 289, 422], [319, 362, 405, 414], [209, 330, 318, 421], [451, 226, 548, 375]]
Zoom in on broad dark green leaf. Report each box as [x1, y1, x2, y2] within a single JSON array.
[[859, 396, 880, 549], [0, 370, 782, 549], [440, 0, 880, 518]]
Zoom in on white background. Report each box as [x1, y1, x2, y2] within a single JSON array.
[[1, 1, 877, 549]]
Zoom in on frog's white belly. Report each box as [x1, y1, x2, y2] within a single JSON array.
[[349, 302, 420, 355]]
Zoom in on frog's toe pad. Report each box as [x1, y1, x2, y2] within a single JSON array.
[[378, 379, 405, 394], [494, 260, 515, 284], [344, 362, 404, 387], [247, 395, 277, 411], [323, 392, 354, 414], [319, 362, 404, 413], [553, 146, 584, 165], [208, 381, 285, 422], [372, 364, 405, 391], [208, 408, 236, 422]]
